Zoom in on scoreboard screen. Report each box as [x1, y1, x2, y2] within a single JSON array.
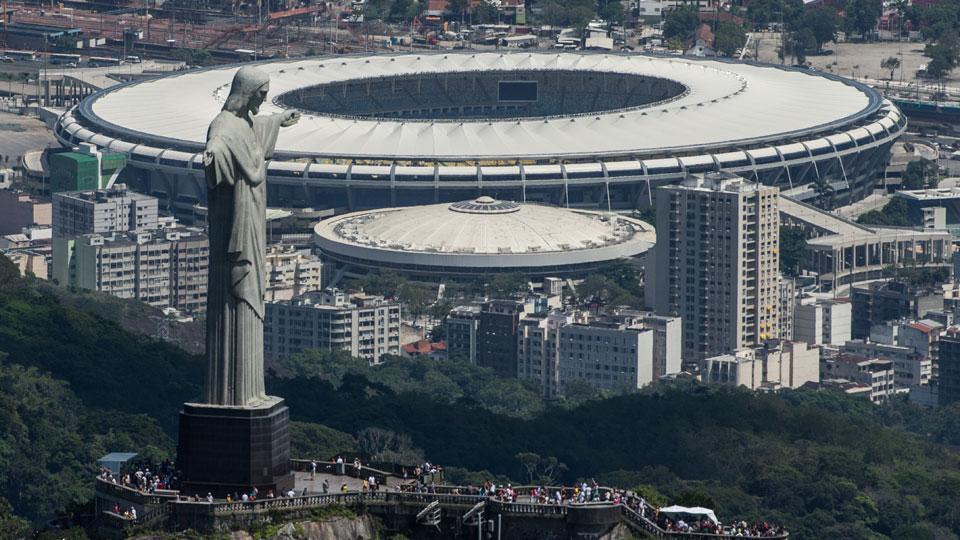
[[498, 80, 538, 102]]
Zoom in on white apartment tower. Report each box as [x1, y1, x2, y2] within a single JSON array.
[[650, 173, 780, 362]]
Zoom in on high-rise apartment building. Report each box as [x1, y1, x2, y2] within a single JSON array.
[[264, 288, 401, 364], [650, 173, 780, 362]]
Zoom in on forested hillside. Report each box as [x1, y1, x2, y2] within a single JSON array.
[[2, 257, 960, 539]]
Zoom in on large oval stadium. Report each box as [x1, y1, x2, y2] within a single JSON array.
[[54, 51, 905, 212]]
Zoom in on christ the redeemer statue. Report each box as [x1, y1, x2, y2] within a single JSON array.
[[202, 66, 299, 407]]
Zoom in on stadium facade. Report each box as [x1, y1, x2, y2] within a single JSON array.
[[54, 52, 905, 213]]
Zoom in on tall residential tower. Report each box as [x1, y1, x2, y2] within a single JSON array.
[[649, 173, 780, 362]]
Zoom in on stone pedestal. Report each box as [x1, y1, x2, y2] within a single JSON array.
[[177, 396, 293, 497]]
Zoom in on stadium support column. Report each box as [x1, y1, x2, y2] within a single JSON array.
[[390, 162, 397, 207], [560, 164, 569, 208], [520, 165, 527, 203]]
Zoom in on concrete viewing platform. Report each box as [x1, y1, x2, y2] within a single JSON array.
[[94, 460, 788, 539]]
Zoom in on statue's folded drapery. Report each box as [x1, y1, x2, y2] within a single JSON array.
[[203, 93, 284, 407]]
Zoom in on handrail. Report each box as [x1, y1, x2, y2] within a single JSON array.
[[621, 503, 788, 539], [96, 465, 787, 538], [95, 478, 175, 505], [290, 459, 393, 484]]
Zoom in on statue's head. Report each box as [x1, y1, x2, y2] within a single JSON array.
[[223, 66, 270, 116]]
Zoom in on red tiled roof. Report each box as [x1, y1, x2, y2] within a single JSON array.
[[403, 340, 447, 355]]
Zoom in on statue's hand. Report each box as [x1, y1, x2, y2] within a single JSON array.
[[280, 110, 301, 127]]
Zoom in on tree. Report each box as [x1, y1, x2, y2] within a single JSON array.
[[747, 0, 780, 29], [901, 158, 938, 190], [779, 227, 807, 276], [486, 273, 529, 298], [663, 5, 700, 40], [801, 7, 839, 52], [447, 0, 469, 23], [399, 282, 433, 325], [714, 22, 747, 56], [515, 452, 541, 483], [353, 269, 406, 298], [0, 498, 29, 539], [923, 32, 960, 81], [577, 275, 615, 311], [881, 56, 901, 80], [562, 378, 597, 404], [356, 427, 424, 464], [843, 0, 882, 39], [812, 176, 835, 210], [471, 1, 499, 23], [599, 0, 625, 24]]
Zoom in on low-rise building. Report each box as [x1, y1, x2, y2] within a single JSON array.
[[821, 353, 896, 403], [851, 281, 943, 339], [842, 339, 931, 391], [606, 309, 682, 379], [517, 310, 682, 398], [52, 184, 158, 238], [402, 340, 447, 360], [518, 313, 661, 398], [794, 297, 852, 346], [0, 189, 51, 235], [938, 333, 960, 406], [445, 305, 481, 363], [264, 288, 401, 365], [51, 227, 208, 312], [478, 299, 526, 378], [701, 340, 818, 390], [265, 244, 326, 302]]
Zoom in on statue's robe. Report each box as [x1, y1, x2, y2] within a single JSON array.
[[203, 109, 283, 407]]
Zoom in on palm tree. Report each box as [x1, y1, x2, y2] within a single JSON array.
[[813, 177, 835, 210]]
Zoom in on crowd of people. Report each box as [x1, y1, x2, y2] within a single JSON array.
[[655, 515, 788, 538], [95, 454, 784, 536], [108, 503, 137, 521], [97, 459, 179, 494]]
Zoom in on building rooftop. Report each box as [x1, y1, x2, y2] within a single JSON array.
[[55, 183, 153, 203], [83, 52, 876, 161], [322, 197, 652, 256]]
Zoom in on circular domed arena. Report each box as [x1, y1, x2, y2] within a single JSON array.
[[56, 51, 905, 213], [313, 196, 655, 280]]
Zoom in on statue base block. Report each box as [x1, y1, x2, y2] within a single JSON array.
[[177, 396, 293, 498]]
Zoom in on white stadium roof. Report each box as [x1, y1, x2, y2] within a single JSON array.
[[85, 52, 877, 161], [315, 197, 655, 271]]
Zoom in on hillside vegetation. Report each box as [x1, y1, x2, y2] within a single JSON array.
[[2, 257, 960, 538]]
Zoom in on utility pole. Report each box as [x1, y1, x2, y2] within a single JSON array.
[[256, 0, 261, 60], [2, 0, 8, 48]]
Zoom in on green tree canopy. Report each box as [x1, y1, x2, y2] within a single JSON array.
[[842, 0, 882, 39], [779, 227, 807, 277], [715, 21, 747, 56], [663, 5, 700, 40]]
